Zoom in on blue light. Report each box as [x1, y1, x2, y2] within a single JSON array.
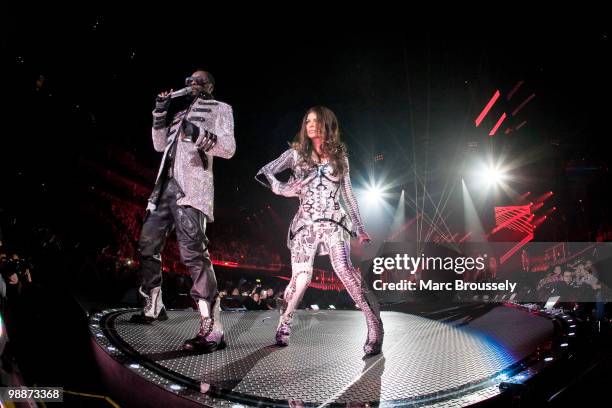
[[496, 373, 509, 381], [473, 333, 516, 370]]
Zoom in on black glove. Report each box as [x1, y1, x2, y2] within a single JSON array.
[[154, 94, 171, 114], [181, 120, 200, 141], [153, 116, 167, 130]]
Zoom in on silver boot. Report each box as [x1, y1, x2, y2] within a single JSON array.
[[275, 313, 293, 346], [129, 286, 168, 324], [183, 296, 226, 352], [362, 291, 384, 355]]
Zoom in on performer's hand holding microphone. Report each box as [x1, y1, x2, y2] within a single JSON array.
[[153, 90, 172, 130], [154, 87, 192, 113], [153, 86, 198, 136], [153, 86, 216, 149], [154, 90, 172, 113]]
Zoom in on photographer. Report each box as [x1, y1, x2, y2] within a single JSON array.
[[0, 250, 7, 312], [0, 253, 33, 345], [537, 265, 563, 290], [243, 282, 264, 310], [556, 270, 579, 303], [260, 287, 276, 310], [1, 254, 32, 298]]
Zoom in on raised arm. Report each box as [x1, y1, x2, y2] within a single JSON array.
[[151, 92, 172, 152]]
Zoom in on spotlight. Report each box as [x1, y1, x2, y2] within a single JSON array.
[[472, 159, 511, 190], [482, 166, 507, 186], [366, 185, 383, 204]]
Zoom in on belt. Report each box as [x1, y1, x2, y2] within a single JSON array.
[[289, 215, 355, 240]]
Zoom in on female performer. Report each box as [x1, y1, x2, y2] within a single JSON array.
[[256, 106, 383, 355]]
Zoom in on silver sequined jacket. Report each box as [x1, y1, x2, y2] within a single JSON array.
[[147, 97, 235, 221], [256, 148, 367, 252]]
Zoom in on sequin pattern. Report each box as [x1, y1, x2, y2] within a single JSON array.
[[256, 149, 366, 251], [148, 98, 236, 222]]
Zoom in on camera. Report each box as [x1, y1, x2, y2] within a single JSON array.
[[7, 258, 31, 276]]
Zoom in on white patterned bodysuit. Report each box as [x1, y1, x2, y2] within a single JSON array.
[[256, 148, 383, 353]]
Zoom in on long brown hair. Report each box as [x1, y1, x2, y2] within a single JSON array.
[[291, 106, 347, 176]]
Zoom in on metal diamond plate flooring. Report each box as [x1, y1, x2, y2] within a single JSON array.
[[102, 307, 552, 405]]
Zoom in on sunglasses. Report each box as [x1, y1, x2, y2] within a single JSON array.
[[185, 76, 210, 86]]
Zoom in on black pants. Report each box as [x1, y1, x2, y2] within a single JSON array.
[[138, 179, 217, 302]]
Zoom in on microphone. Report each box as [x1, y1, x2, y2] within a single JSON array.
[[169, 87, 192, 99]]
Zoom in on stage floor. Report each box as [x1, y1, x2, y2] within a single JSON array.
[[91, 306, 554, 407]]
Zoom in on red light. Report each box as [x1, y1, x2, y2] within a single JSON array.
[[489, 113, 507, 136], [511, 93, 536, 117], [475, 90, 501, 127], [507, 80, 524, 101]]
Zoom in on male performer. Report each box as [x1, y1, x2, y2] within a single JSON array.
[[129, 70, 235, 353]]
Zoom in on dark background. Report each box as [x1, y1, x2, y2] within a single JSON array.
[[1, 14, 610, 257]]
